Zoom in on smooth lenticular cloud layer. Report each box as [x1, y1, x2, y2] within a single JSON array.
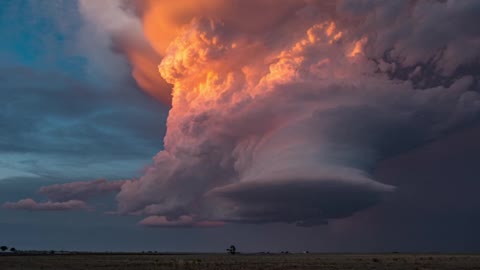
[[32, 0, 480, 226]]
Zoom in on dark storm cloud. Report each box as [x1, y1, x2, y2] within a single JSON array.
[[327, 123, 480, 252], [208, 177, 389, 226], [338, 0, 480, 88]]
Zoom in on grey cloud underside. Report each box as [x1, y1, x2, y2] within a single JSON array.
[[208, 177, 391, 226]]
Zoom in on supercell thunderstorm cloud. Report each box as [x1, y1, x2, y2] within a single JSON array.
[[116, 0, 480, 227], [6, 0, 480, 229]]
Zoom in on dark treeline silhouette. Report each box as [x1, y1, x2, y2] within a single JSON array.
[[0, 245, 18, 254]]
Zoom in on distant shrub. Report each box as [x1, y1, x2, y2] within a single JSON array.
[[226, 245, 236, 255]]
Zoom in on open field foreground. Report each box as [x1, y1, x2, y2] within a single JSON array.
[[1, 254, 480, 270]]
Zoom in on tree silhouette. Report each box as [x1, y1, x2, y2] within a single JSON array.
[[10, 248, 16, 253], [226, 245, 236, 255], [0, 246, 7, 252]]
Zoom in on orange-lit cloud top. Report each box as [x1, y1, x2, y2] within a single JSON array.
[[76, 0, 480, 227], [80, 0, 363, 107], [115, 0, 340, 106]]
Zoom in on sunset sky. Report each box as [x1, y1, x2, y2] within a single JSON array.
[[1, 0, 480, 252]]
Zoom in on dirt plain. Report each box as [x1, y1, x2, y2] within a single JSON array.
[[1, 253, 480, 270]]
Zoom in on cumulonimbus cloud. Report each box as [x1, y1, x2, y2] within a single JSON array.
[[15, 0, 479, 226]]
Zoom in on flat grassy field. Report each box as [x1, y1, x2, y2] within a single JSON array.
[[1, 253, 480, 270]]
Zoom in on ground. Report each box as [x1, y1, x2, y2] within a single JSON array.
[[1, 254, 480, 270]]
